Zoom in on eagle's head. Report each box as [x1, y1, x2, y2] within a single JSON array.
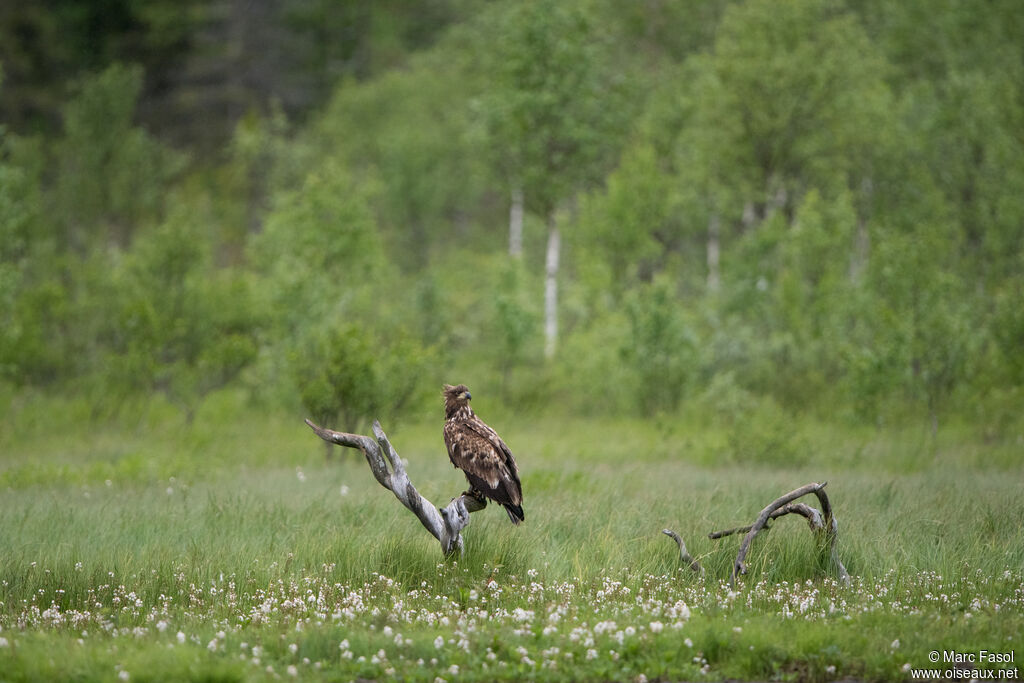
[[443, 383, 472, 418]]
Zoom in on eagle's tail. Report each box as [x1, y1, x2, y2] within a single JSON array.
[[504, 504, 524, 525]]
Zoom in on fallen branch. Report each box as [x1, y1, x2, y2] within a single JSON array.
[[664, 482, 850, 586], [707, 503, 823, 540], [305, 418, 485, 556], [662, 529, 702, 574]]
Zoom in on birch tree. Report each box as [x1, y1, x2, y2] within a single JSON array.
[[484, 0, 630, 357]]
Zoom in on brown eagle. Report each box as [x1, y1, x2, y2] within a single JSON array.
[[442, 384, 524, 524]]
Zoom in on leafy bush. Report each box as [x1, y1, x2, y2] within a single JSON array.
[[54, 63, 184, 248], [102, 212, 259, 418], [292, 323, 436, 435], [620, 277, 698, 415], [700, 372, 808, 466]]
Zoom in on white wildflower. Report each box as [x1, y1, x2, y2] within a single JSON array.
[[649, 621, 663, 633], [176, 631, 185, 644], [287, 665, 298, 677], [118, 672, 130, 681], [434, 635, 444, 649]]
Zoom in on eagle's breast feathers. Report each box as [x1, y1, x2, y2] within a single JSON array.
[[441, 385, 523, 524]]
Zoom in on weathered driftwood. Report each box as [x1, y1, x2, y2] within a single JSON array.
[[305, 418, 485, 556], [707, 502, 823, 540], [662, 529, 703, 574], [665, 482, 850, 585], [723, 482, 849, 585]]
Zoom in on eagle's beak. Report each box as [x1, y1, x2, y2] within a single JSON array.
[[463, 391, 472, 400]]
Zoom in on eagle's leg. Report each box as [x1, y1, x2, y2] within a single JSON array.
[[463, 488, 488, 509]]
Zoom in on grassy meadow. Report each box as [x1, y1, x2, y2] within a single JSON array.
[[1, 390, 1022, 681]]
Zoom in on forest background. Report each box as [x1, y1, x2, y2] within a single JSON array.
[[2, 0, 1023, 463]]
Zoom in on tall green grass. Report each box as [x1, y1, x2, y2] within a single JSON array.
[[1, 393, 1022, 681]]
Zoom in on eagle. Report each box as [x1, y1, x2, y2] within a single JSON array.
[[442, 384, 524, 524]]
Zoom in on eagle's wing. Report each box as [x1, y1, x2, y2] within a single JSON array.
[[444, 418, 522, 508]]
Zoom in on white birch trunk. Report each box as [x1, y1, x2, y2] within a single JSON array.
[[742, 200, 757, 230], [850, 177, 873, 282], [509, 187, 524, 258], [544, 223, 560, 359], [707, 212, 721, 294]]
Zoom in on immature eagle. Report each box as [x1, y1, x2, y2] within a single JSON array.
[[442, 384, 524, 524]]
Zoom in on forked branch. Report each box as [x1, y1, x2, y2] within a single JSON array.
[[664, 482, 850, 585], [305, 419, 484, 556]]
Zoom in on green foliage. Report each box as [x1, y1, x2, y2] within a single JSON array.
[[621, 278, 697, 415], [0, 115, 66, 384], [578, 143, 670, 292], [858, 226, 978, 426], [292, 323, 435, 432], [711, 0, 892, 194], [1, 0, 1022, 431], [483, 0, 634, 217], [250, 160, 385, 341], [102, 212, 259, 416], [310, 52, 494, 266], [492, 261, 541, 387], [699, 372, 808, 466], [294, 324, 377, 431], [54, 64, 184, 249]]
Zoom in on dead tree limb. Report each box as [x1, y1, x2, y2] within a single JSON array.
[[708, 502, 824, 540], [809, 483, 849, 585], [305, 418, 485, 557], [665, 482, 850, 586], [662, 529, 702, 574], [727, 482, 849, 586]]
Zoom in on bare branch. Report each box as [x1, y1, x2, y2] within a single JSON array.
[[673, 482, 850, 586], [708, 502, 824, 539], [731, 482, 829, 584], [811, 486, 850, 584], [662, 530, 702, 574], [305, 418, 484, 557]]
